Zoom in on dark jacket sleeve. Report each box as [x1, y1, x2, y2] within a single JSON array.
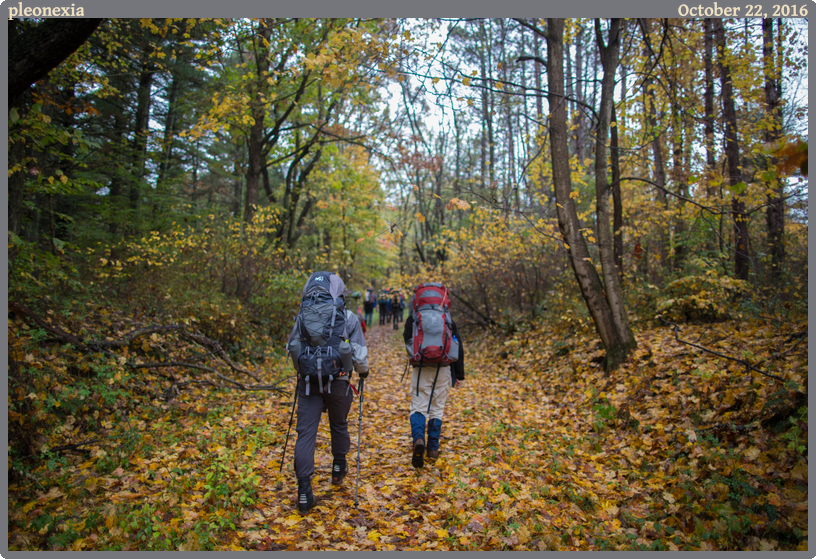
[[451, 320, 465, 382], [403, 314, 413, 344]]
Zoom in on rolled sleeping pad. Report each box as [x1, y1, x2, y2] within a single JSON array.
[[339, 340, 354, 372], [288, 339, 302, 373]]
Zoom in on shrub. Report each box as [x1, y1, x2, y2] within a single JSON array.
[[656, 272, 747, 322]]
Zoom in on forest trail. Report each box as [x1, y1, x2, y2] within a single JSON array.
[[8, 313, 807, 551], [255, 320, 487, 551], [252, 318, 627, 551]]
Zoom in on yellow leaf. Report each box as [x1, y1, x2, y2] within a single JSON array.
[[435, 528, 448, 539], [432, 77, 440, 84], [366, 231, 374, 238], [23, 501, 36, 513], [462, 76, 471, 86], [48, 176, 55, 184], [415, 212, 425, 223], [743, 446, 760, 461], [517, 526, 531, 544], [367, 530, 381, 542]]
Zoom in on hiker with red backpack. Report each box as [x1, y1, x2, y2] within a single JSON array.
[[284, 272, 369, 513], [403, 282, 465, 467]]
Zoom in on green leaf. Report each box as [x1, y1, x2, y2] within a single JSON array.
[[9, 108, 19, 123], [727, 181, 747, 195]]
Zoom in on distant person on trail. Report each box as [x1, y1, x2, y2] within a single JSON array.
[[391, 292, 402, 330], [403, 283, 465, 467], [378, 291, 388, 325], [363, 288, 376, 327], [285, 272, 369, 513], [385, 291, 392, 324]]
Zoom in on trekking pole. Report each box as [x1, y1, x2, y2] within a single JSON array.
[[279, 383, 299, 472], [354, 377, 365, 507], [400, 360, 410, 383]]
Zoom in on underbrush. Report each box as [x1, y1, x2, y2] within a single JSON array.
[[480, 311, 807, 551]]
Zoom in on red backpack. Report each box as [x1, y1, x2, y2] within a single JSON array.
[[409, 283, 459, 365]]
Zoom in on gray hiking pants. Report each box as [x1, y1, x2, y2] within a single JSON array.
[[293, 378, 354, 480]]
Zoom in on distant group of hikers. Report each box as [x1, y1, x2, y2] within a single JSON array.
[[359, 287, 405, 329], [283, 272, 465, 513]]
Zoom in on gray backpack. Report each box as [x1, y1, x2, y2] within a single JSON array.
[[289, 271, 352, 395]]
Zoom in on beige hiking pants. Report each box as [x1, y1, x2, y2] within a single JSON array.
[[409, 364, 451, 421]]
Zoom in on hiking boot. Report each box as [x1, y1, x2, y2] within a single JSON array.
[[426, 448, 439, 460], [412, 438, 425, 468], [331, 458, 347, 484], [297, 477, 316, 513]]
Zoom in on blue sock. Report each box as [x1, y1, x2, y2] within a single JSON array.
[[410, 412, 426, 442], [427, 418, 442, 450]]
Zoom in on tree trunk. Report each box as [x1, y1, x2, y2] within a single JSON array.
[[593, 18, 637, 369], [763, 18, 784, 280], [243, 19, 272, 224], [477, 20, 489, 190], [546, 18, 636, 371], [157, 69, 181, 189], [573, 26, 585, 163], [714, 19, 750, 280], [640, 18, 668, 275], [8, 94, 27, 238], [610, 102, 624, 281], [8, 18, 103, 107], [129, 43, 154, 228]]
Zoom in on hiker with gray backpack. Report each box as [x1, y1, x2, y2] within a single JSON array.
[[284, 271, 369, 513], [402, 282, 465, 467]]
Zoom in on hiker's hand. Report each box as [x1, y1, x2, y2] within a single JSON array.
[[454, 379, 464, 388], [358, 370, 369, 379]]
